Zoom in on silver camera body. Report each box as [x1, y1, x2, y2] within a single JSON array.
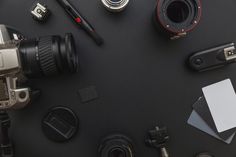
[[0, 24, 79, 110], [0, 25, 30, 110]]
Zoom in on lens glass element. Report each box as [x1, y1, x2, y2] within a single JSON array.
[[109, 0, 122, 3], [109, 148, 126, 157], [167, 1, 189, 23]]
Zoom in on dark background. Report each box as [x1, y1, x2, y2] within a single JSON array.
[[1, 0, 236, 156]]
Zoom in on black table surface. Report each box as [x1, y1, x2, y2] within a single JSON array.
[[1, 0, 236, 157]]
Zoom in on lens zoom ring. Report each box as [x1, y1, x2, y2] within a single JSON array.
[[38, 37, 58, 76]]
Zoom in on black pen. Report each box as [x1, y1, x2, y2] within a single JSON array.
[[56, 0, 104, 46]]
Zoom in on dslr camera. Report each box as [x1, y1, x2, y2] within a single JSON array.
[[0, 25, 79, 110]]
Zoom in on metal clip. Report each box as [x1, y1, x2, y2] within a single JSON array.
[[224, 46, 236, 61]]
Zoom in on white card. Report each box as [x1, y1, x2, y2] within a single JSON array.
[[202, 79, 236, 132], [187, 110, 235, 144]]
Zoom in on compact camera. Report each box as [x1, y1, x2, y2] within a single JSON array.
[[0, 25, 79, 110]]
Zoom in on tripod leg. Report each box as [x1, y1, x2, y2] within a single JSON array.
[[0, 111, 14, 157]]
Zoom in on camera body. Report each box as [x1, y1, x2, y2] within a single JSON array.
[[0, 25, 79, 110], [0, 25, 30, 110]]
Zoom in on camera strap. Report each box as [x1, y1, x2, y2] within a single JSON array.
[[0, 111, 14, 157]]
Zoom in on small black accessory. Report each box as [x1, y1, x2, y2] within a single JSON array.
[[189, 43, 236, 72], [98, 134, 135, 157], [0, 111, 14, 157], [145, 126, 170, 157], [153, 0, 202, 39], [42, 107, 79, 142], [56, 0, 104, 46], [31, 2, 51, 22], [196, 152, 214, 157], [101, 0, 129, 12]]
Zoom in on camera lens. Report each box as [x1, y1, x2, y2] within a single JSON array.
[[101, 0, 129, 12], [19, 33, 79, 77], [99, 134, 134, 157], [154, 0, 202, 39]]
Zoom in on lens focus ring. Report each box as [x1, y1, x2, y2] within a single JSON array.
[[38, 36, 58, 76]]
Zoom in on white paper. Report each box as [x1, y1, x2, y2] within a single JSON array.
[[202, 79, 236, 132]]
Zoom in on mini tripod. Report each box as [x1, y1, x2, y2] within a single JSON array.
[[145, 126, 170, 157]]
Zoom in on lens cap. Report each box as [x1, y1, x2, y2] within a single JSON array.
[[42, 106, 79, 142]]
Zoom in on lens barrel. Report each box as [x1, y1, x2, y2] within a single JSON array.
[[19, 33, 79, 77], [154, 0, 202, 39]]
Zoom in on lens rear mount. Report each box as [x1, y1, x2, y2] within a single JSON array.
[[154, 0, 202, 39]]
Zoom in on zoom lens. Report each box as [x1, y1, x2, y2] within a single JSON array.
[[19, 33, 79, 77], [99, 134, 134, 157], [154, 0, 202, 39]]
